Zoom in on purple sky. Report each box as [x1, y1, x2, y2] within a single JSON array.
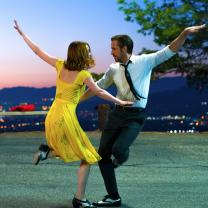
[[0, 0, 161, 89]]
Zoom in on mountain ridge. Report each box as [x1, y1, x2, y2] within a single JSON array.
[[1, 77, 207, 116]]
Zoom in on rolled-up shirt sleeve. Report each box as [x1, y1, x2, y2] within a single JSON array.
[[146, 45, 176, 69], [96, 68, 114, 89]]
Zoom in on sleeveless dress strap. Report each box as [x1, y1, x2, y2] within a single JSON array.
[[75, 70, 92, 85], [55, 59, 65, 75]]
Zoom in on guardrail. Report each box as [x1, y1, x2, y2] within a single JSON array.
[[0, 111, 48, 116]]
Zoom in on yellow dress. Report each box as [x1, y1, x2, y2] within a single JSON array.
[[45, 59, 101, 164]]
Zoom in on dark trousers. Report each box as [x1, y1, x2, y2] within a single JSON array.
[[98, 108, 146, 194]]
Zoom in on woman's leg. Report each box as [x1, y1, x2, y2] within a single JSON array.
[[47, 150, 56, 158], [75, 160, 91, 200]]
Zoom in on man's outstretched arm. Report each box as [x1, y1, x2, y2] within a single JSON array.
[[169, 24, 206, 52]]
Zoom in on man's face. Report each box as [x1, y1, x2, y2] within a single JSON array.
[[111, 40, 127, 63]]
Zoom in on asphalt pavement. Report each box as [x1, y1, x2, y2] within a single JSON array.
[[0, 131, 208, 208]]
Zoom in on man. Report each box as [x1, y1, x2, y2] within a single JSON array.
[[80, 24, 206, 207]]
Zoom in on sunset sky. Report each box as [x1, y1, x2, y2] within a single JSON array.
[[0, 0, 160, 89]]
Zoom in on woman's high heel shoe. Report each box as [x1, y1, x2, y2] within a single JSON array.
[[32, 144, 50, 165], [72, 197, 96, 208]]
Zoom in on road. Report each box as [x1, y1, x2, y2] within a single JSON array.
[[0, 131, 208, 208]]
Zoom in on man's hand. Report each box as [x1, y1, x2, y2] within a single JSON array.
[[169, 24, 206, 52], [184, 24, 206, 35]]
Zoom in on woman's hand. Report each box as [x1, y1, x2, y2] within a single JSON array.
[[14, 20, 23, 35], [119, 100, 134, 106]]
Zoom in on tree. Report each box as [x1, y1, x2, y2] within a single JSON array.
[[117, 0, 208, 90]]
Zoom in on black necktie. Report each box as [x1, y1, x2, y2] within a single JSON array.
[[122, 61, 146, 100]]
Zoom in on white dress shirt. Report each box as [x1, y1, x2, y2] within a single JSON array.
[[97, 46, 176, 108]]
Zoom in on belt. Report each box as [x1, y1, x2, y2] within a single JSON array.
[[114, 105, 145, 112]]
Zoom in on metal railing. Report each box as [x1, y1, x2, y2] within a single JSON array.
[[0, 111, 48, 116]]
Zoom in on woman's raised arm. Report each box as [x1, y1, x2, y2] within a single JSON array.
[[14, 20, 57, 67]]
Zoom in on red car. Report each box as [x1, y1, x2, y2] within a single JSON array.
[[10, 104, 35, 111]]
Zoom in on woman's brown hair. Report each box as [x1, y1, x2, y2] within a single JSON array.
[[64, 41, 95, 71]]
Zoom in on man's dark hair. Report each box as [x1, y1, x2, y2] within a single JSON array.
[[111, 35, 133, 54]]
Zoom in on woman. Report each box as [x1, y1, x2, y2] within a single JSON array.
[[14, 20, 132, 208]]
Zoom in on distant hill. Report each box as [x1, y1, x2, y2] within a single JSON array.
[[147, 77, 207, 116], [147, 86, 208, 116], [0, 77, 186, 103], [149, 76, 186, 93], [0, 77, 207, 116], [0, 87, 56, 103]]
